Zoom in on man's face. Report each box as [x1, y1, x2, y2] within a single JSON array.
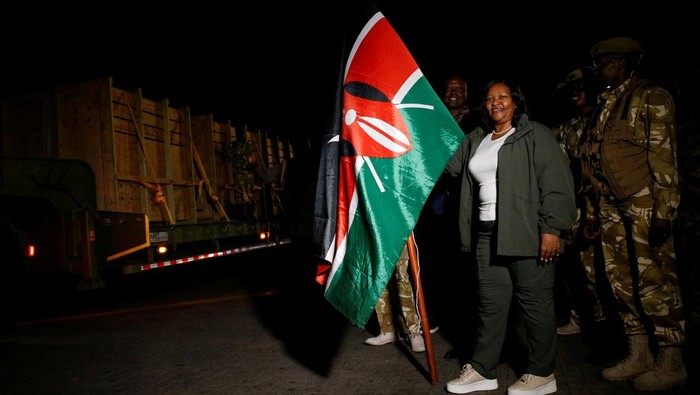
[[593, 54, 623, 88], [443, 78, 467, 110]]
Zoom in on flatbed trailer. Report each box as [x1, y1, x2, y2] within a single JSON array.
[[0, 77, 294, 296]]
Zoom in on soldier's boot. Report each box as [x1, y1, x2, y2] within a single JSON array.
[[601, 334, 654, 381], [632, 346, 687, 391]]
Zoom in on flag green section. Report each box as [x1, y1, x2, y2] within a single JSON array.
[[325, 76, 463, 327]]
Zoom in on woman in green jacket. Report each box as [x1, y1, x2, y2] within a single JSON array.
[[445, 79, 576, 395]]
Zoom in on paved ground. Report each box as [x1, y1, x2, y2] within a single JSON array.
[[1, 246, 698, 394]]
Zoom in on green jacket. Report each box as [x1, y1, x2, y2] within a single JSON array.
[[445, 114, 577, 256]]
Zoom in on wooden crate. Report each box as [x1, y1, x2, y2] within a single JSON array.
[[108, 83, 195, 224]]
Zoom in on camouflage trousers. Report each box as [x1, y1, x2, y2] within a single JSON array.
[[598, 194, 685, 346], [374, 246, 420, 335]]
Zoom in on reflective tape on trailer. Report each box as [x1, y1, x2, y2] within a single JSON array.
[[123, 239, 291, 274]]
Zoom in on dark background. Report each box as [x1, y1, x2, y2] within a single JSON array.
[[1, 2, 694, 151]]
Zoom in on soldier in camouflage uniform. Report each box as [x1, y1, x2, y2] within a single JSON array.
[[364, 244, 425, 353], [579, 37, 686, 391], [551, 67, 623, 362]]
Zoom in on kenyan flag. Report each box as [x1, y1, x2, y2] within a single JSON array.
[[312, 3, 464, 327]]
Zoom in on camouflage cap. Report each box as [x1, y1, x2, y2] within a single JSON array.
[[590, 37, 644, 57]]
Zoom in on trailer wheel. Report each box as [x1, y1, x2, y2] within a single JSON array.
[[0, 218, 27, 330]]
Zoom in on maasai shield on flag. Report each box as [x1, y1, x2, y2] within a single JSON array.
[[312, 3, 464, 327]]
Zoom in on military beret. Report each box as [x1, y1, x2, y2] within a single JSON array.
[[590, 37, 644, 57]]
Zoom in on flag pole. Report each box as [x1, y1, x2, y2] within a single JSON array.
[[406, 231, 438, 384]]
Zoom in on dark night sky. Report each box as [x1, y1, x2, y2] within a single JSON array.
[[2, 2, 694, 151]]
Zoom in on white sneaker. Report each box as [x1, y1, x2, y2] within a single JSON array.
[[364, 332, 397, 346], [420, 325, 440, 335], [408, 333, 425, 353], [446, 364, 498, 394], [507, 373, 556, 395]]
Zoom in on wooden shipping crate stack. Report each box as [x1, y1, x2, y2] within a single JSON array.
[[1, 76, 297, 229]]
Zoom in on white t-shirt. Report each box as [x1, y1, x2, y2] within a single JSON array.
[[468, 128, 515, 221]]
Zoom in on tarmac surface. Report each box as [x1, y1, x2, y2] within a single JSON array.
[[1, 245, 698, 394]]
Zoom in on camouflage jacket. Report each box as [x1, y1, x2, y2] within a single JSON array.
[[580, 77, 679, 221]]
